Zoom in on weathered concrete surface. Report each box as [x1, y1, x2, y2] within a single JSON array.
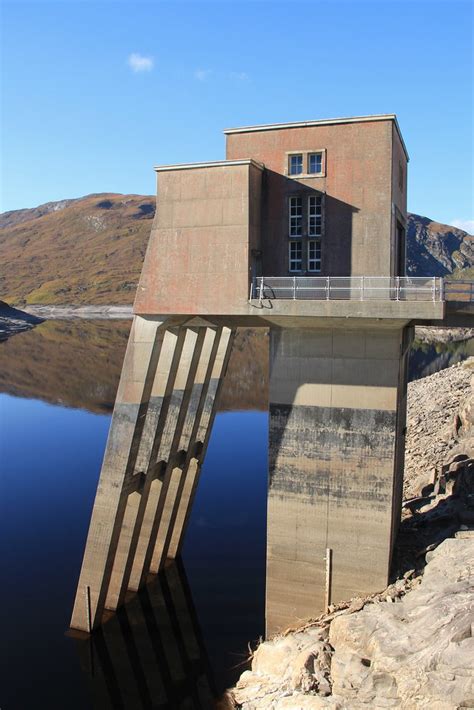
[[226, 116, 407, 279], [70, 317, 234, 632], [134, 161, 263, 316], [266, 325, 410, 634]]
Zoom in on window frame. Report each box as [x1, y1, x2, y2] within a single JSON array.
[[289, 241, 303, 272], [308, 151, 323, 175], [307, 239, 322, 273], [285, 149, 326, 178], [289, 196, 303, 237], [308, 194, 323, 237], [288, 153, 303, 176]]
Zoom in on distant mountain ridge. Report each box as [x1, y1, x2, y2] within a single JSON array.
[[0, 193, 472, 305]]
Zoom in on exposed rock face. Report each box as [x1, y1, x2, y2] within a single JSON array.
[[328, 537, 474, 709], [404, 359, 474, 500], [407, 213, 474, 277], [232, 537, 474, 710]]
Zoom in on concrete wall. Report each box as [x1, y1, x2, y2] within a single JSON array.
[[134, 162, 262, 316], [266, 323, 408, 634], [391, 124, 409, 275], [226, 119, 404, 278]]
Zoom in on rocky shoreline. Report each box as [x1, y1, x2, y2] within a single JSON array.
[[228, 359, 474, 710]]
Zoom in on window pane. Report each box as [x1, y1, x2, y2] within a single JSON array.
[[289, 196, 302, 236], [289, 154, 303, 175], [309, 152, 322, 174]]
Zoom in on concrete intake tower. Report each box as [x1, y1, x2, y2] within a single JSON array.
[[71, 115, 451, 637]]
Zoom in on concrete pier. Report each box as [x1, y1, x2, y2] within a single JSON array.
[[266, 323, 411, 634]]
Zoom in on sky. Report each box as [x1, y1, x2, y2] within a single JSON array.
[[1, 0, 473, 229]]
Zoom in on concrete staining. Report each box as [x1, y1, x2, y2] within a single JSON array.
[[266, 326, 409, 634], [70, 317, 235, 631]]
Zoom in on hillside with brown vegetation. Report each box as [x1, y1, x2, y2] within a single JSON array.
[[0, 193, 154, 305]]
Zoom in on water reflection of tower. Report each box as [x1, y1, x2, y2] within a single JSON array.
[[74, 559, 218, 709]]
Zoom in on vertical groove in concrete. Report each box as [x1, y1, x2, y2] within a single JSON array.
[[129, 327, 212, 587], [110, 327, 205, 604], [70, 316, 168, 632], [165, 327, 236, 560], [149, 326, 223, 572], [104, 327, 189, 609], [104, 328, 185, 610]]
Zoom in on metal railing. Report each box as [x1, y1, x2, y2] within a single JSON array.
[[250, 276, 445, 302]]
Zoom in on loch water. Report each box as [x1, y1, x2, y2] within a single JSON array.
[[0, 321, 471, 709]]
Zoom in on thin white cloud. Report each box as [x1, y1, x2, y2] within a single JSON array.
[[450, 219, 474, 234], [229, 71, 249, 81], [194, 68, 213, 82], [128, 53, 154, 73]]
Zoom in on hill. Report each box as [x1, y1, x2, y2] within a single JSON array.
[[0, 193, 154, 305], [0, 194, 472, 305], [407, 213, 474, 277]]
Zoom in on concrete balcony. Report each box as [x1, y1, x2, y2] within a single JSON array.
[[248, 276, 446, 324]]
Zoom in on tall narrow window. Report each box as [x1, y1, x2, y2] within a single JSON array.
[[289, 196, 302, 236], [289, 241, 302, 272], [308, 152, 323, 174], [308, 240, 321, 272], [308, 195, 323, 236], [289, 154, 303, 175]]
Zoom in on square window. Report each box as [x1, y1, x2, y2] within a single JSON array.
[[308, 152, 323, 174], [289, 241, 302, 272], [289, 154, 303, 175]]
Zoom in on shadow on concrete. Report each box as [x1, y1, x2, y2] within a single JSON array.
[[258, 170, 358, 277]]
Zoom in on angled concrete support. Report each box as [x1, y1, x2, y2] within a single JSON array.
[[71, 320, 235, 632], [70, 316, 169, 632], [266, 324, 411, 635], [162, 326, 235, 562]]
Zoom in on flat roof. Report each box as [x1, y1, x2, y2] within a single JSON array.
[[154, 158, 264, 172], [224, 114, 409, 161]]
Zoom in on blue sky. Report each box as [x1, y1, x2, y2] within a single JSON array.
[[1, 0, 473, 229]]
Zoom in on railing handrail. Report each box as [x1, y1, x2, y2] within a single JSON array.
[[251, 276, 449, 303]]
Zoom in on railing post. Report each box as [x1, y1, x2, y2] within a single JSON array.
[[396, 276, 400, 301], [249, 278, 254, 302], [360, 276, 364, 301], [293, 276, 296, 300], [259, 276, 264, 304], [326, 276, 330, 301], [432, 277, 436, 302]]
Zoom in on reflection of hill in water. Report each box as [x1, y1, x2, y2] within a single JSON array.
[[0, 319, 132, 413], [408, 338, 474, 381], [0, 321, 268, 414]]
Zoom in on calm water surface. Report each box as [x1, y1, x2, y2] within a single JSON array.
[[0, 321, 471, 709], [0, 321, 268, 709]]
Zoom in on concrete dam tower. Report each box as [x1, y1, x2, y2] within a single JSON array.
[[71, 115, 445, 636]]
